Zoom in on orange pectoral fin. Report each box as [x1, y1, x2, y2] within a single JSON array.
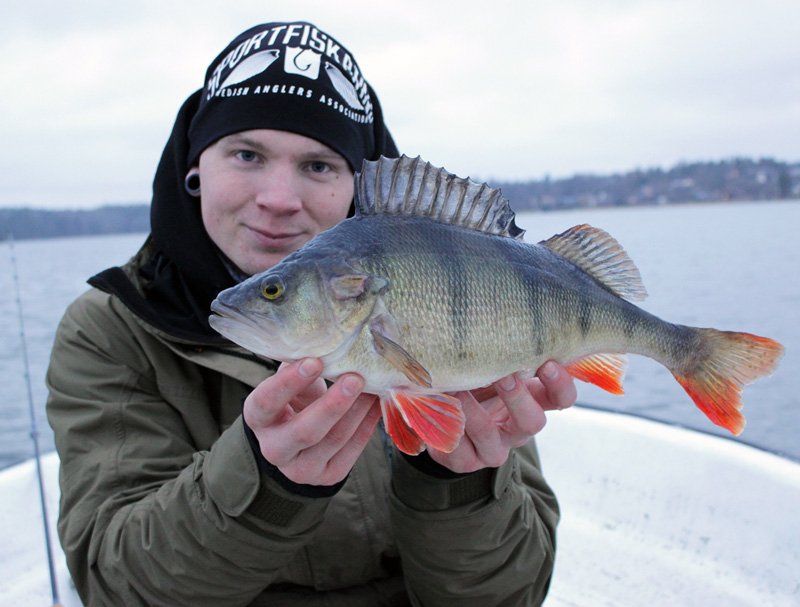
[[370, 326, 432, 388], [385, 390, 466, 454], [566, 353, 627, 395]]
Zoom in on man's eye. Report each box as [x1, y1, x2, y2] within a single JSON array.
[[308, 161, 330, 173], [236, 150, 259, 162]]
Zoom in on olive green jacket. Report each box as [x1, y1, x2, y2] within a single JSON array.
[[46, 248, 560, 607]]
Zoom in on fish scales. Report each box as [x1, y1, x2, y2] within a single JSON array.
[[266, 211, 679, 388], [209, 155, 784, 455], [342, 218, 489, 386]]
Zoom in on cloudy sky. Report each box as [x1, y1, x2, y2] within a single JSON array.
[[2, 0, 798, 209]]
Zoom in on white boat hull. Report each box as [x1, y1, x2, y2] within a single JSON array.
[[2, 406, 799, 606], [0, 450, 77, 606], [539, 407, 800, 606]]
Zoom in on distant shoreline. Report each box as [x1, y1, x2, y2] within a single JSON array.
[[3, 156, 798, 240], [2, 205, 150, 241]]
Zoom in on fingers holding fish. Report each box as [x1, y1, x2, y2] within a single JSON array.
[[275, 391, 381, 486], [426, 366, 577, 473], [426, 391, 506, 473], [243, 361, 381, 485], [528, 362, 578, 412], [279, 359, 329, 411], [481, 366, 576, 448], [426, 386, 535, 472], [494, 372, 548, 441], [279, 375, 366, 451], [243, 358, 326, 429]]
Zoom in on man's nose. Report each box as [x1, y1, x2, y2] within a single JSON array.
[[254, 165, 303, 213]]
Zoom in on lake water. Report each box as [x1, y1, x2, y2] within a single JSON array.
[[1, 200, 798, 470]]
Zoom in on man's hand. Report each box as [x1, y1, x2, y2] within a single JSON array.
[[243, 358, 381, 486], [428, 361, 577, 473]]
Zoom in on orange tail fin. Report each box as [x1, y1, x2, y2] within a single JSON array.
[[672, 329, 784, 435], [380, 390, 465, 455]]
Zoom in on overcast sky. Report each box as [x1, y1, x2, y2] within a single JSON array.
[[2, 0, 798, 209]]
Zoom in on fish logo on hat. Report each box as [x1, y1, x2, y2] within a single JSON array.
[[284, 47, 321, 79], [220, 50, 281, 89]]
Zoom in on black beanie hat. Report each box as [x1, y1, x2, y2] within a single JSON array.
[[188, 22, 384, 170]]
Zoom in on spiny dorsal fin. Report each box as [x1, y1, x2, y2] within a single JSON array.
[[355, 155, 525, 240], [541, 224, 648, 302]]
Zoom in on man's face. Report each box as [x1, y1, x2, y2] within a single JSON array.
[[196, 129, 354, 276]]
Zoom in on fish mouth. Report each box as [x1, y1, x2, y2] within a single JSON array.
[[209, 299, 259, 330], [208, 299, 285, 358]]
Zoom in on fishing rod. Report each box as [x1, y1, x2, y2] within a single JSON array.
[[8, 233, 63, 607]]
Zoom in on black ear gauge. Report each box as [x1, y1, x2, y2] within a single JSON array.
[[185, 173, 201, 196]]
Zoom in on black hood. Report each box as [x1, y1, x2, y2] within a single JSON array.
[[89, 88, 398, 343]]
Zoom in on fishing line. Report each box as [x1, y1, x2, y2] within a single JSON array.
[[8, 233, 63, 607]]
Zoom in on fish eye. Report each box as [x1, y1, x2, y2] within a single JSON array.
[[260, 276, 285, 300]]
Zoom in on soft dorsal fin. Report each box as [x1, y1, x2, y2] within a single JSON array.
[[355, 155, 525, 240], [541, 224, 648, 302]]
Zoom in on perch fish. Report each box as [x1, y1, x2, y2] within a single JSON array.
[[209, 155, 784, 455]]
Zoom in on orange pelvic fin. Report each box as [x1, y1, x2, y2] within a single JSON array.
[[380, 396, 425, 455], [672, 329, 784, 435], [380, 390, 465, 455], [566, 353, 627, 395]]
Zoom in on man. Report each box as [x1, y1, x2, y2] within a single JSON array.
[[47, 21, 576, 606]]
